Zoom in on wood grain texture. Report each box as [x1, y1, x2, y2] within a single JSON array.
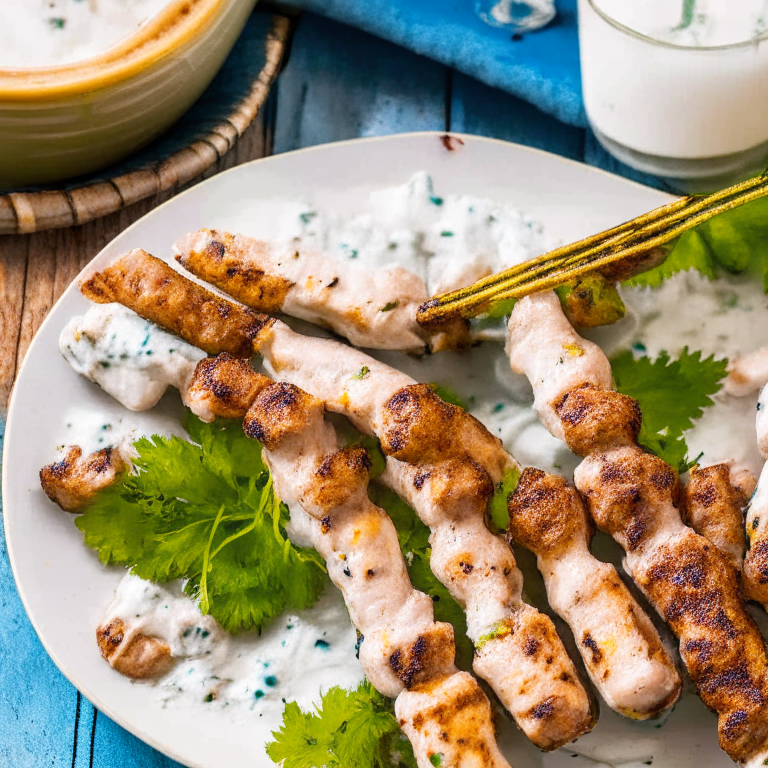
[[0, 101, 275, 412], [450, 71, 585, 160], [273, 12, 448, 153]]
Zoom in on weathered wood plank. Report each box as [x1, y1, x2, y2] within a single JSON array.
[[273, 12, 448, 153], [450, 71, 585, 161], [15, 230, 62, 376], [0, 237, 28, 409], [90, 706, 184, 768], [0, 509, 82, 768], [0, 107, 272, 412]]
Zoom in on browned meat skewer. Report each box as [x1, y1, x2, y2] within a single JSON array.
[[680, 463, 754, 571], [508, 290, 768, 766], [174, 229, 471, 353], [40, 445, 125, 513], [76, 250, 596, 751], [42, 348, 511, 767]]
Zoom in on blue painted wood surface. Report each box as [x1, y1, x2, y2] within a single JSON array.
[[273, 12, 447, 153], [277, 0, 586, 128], [0, 9, 675, 767]]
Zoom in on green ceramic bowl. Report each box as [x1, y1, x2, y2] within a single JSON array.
[[0, 0, 258, 190]]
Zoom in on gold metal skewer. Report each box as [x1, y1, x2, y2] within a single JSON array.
[[416, 172, 768, 325]]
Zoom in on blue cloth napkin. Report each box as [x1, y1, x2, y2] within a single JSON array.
[[278, 0, 586, 128]]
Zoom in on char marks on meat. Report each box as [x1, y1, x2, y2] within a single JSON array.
[[508, 290, 768, 765]]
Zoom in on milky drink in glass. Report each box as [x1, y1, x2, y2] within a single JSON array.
[[579, 0, 768, 187]]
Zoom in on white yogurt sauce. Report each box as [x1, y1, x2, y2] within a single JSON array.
[[277, 171, 556, 296], [1, 0, 173, 69], [60, 303, 205, 412], [106, 573, 363, 716], [68, 175, 768, 767]]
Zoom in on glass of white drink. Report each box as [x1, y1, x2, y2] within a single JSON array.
[[579, 0, 768, 190]]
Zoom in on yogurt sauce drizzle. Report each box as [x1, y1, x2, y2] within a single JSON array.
[[65, 173, 768, 767], [276, 170, 556, 297], [106, 573, 362, 717], [1, 0, 173, 69], [61, 303, 205, 412]]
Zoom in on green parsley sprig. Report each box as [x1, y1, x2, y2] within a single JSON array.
[[489, 468, 520, 532], [625, 195, 768, 290], [611, 348, 728, 473], [266, 681, 417, 768], [74, 412, 326, 633], [369, 484, 473, 670]]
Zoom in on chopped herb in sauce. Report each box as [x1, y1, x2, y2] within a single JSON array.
[[350, 366, 370, 380], [429, 383, 469, 410], [489, 468, 520, 532], [475, 618, 514, 650]]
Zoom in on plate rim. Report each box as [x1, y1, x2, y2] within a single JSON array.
[[1, 131, 676, 766]]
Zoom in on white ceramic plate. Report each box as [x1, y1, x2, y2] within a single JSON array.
[[5, 133, 731, 768]]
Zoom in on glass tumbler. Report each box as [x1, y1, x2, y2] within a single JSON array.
[[579, 0, 768, 191]]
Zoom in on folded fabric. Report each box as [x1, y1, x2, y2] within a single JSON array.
[[278, 0, 586, 128]]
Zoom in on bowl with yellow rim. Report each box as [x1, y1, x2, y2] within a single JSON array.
[[0, 0, 258, 190]]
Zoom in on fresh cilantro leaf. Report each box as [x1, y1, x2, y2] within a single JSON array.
[[625, 195, 768, 289], [489, 468, 520, 532], [485, 297, 517, 319], [370, 484, 430, 556], [266, 681, 417, 768], [407, 555, 473, 670], [369, 484, 473, 670], [624, 229, 717, 289], [351, 366, 370, 380], [429, 383, 470, 411], [634, 432, 692, 476], [611, 348, 727, 473], [75, 413, 326, 633]]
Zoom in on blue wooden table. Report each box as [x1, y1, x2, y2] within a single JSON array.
[[0, 9, 663, 766]]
